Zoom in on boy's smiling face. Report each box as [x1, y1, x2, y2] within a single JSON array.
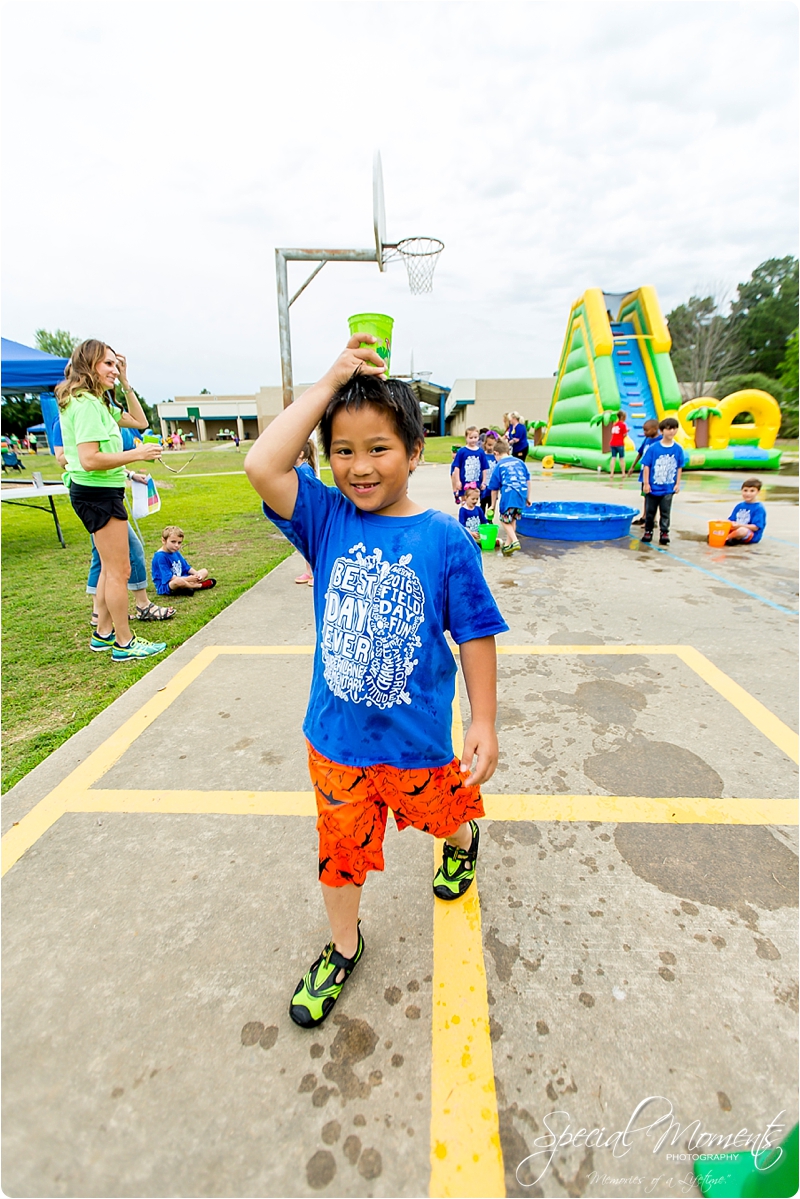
[[329, 404, 422, 517], [741, 485, 760, 504]]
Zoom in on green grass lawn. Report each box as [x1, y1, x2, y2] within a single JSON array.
[[1, 455, 293, 792]]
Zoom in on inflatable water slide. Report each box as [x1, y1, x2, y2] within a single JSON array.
[[533, 287, 783, 471]]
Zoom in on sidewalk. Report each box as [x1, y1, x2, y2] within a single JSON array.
[[3, 465, 797, 1198]]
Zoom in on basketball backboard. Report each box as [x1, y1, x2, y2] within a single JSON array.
[[373, 151, 387, 271]]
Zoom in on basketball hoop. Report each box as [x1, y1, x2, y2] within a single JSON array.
[[393, 237, 444, 295]]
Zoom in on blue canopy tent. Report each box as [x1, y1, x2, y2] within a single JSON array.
[[2, 338, 68, 451]]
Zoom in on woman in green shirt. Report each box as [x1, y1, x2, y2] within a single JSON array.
[[57, 340, 166, 661]]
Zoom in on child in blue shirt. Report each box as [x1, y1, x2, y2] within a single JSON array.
[[245, 336, 508, 1029], [451, 425, 491, 505], [640, 418, 685, 546], [458, 483, 489, 541], [480, 431, 500, 511], [726, 478, 766, 544], [151, 526, 216, 595], [487, 436, 532, 555], [629, 419, 659, 525], [293, 439, 318, 585]]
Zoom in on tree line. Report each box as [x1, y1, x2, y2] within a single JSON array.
[[665, 256, 798, 438]]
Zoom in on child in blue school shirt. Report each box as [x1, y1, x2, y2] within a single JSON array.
[[458, 483, 489, 540], [726, 478, 767, 544], [451, 426, 491, 505], [487, 436, 532, 555], [245, 342, 508, 1030], [629, 419, 659, 525], [292, 438, 318, 585], [640, 418, 685, 546], [151, 526, 216, 595]]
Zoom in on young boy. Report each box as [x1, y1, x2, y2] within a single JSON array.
[[629, 419, 659, 525], [726, 478, 766, 544], [458, 482, 489, 541], [608, 409, 628, 478], [244, 337, 508, 1028], [151, 526, 217, 596], [488, 436, 532, 555], [640, 417, 685, 546], [480, 432, 500, 511], [451, 425, 491, 505]]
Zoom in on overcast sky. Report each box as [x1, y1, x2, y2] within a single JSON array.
[[3, 1, 797, 401]]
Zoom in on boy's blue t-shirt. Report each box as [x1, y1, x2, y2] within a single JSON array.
[[263, 469, 509, 769], [636, 435, 659, 482], [729, 500, 766, 543], [152, 549, 192, 594], [298, 462, 316, 479], [458, 505, 489, 534], [487, 456, 530, 511], [451, 446, 490, 487], [641, 440, 686, 494]]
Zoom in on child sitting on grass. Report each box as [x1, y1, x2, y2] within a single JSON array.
[[244, 335, 508, 1029], [488, 436, 532, 555], [151, 526, 216, 596], [726, 478, 766, 544], [458, 482, 489, 541]]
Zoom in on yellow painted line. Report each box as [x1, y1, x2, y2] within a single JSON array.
[[496, 644, 799, 763], [482, 795, 798, 825], [1, 646, 315, 876], [213, 646, 314, 654], [675, 646, 799, 764], [65, 790, 317, 816], [429, 685, 505, 1198], [496, 644, 682, 654]]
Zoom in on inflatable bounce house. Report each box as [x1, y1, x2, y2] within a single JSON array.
[[532, 287, 783, 471]]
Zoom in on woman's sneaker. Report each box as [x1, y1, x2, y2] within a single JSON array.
[[112, 635, 167, 662], [90, 629, 115, 652], [289, 926, 364, 1028], [433, 821, 480, 900]]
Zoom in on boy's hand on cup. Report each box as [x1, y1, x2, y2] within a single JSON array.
[[460, 720, 498, 788], [323, 335, 386, 389]]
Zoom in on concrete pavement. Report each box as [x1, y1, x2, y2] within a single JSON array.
[[2, 463, 797, 1198]]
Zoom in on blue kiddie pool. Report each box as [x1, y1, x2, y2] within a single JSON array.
[[517, 501, 638, 542]]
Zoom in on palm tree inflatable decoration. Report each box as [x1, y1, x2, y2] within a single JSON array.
[[685, 405, 722, 449]]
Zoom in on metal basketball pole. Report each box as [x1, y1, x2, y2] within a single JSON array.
[[275, 247, 378, 409]]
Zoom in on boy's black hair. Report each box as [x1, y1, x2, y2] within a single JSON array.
[[659, 417, 679, 430], [742, 477, 763, 490], [319, 372, 425, 459]]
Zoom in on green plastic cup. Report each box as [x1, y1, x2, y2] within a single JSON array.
[[348, 312, 393, 377]]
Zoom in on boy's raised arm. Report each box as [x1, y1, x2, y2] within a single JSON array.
[[244, 336, 385, 519]]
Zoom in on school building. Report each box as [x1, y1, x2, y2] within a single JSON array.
[[156, 378, 556, 443]]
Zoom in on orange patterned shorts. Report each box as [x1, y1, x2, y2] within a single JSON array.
[[307, 741, 484, 887]]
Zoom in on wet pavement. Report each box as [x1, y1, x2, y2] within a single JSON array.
[[2, 464, 797, 1198]]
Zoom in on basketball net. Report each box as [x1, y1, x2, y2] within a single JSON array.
[[391, 237, 444, 295]]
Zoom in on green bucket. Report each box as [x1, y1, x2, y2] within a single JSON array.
[[477, 523, 498, 551], [348, 312, 393, 377]]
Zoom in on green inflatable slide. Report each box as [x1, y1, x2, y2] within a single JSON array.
[[533, 286, 782, 472]]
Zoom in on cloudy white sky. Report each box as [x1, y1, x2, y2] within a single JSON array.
[[3, 1, 797, 401]]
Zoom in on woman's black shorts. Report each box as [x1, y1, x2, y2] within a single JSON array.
[[69, 483, 127, 534]]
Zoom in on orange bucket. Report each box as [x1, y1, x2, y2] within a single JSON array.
[[708, 519, 733, 547]]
